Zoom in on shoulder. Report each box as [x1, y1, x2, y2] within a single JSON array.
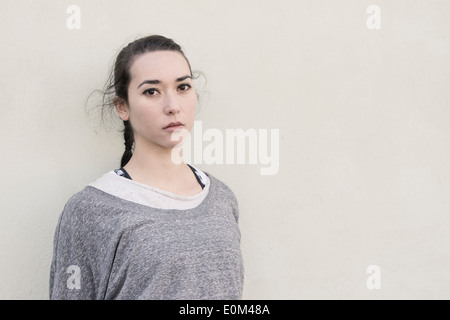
[[207, 173, 237, 200], [59, 185, 114, 225], [64, 185, 108, 211], [205, 172, 240, 220]]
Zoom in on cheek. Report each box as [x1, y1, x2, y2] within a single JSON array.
[[128, 104, 161, 133], [128, 94, 156, 116], [183, 95, 197, 128], [185, 93, 198, 114]]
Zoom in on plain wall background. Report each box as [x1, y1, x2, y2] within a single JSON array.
[[1, 0, 449, 299]]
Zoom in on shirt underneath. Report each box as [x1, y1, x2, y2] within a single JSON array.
[[89, 164, 210, 210]]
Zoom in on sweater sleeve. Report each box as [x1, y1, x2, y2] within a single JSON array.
[[49, 197, 97, 300]]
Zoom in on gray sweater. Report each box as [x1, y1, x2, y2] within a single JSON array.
[[49, 174, 244, 300]]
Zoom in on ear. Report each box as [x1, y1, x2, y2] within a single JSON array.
[[114, 96, 129, 121]]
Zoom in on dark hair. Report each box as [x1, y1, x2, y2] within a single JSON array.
[[101, 35, 193, 167]]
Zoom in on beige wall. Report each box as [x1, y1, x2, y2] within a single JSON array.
[[1, 0, 449, 299]]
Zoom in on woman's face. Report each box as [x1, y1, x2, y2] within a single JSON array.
[[118, 50, 197, 151]]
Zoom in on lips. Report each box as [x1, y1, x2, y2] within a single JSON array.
[[163, 122, 184, 129]]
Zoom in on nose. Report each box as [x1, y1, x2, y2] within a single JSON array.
[[163, 92, 181, 115]]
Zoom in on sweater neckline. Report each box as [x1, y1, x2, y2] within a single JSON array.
[[85, 172, 217, 216]]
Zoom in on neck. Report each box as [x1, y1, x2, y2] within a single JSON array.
[[122, 140, 199, 195], [125, 141, 185, 174]]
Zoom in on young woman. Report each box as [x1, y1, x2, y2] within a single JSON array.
[[49, 35, 244, 300]]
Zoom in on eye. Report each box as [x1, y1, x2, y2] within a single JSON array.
[[143, 88, 159, 96], [178, 83, 192, 92]]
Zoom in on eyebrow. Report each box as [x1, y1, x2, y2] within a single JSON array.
[[137, 75, 192, 89]]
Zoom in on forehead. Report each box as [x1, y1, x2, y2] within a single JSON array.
[[129, 50, 191, 82]]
